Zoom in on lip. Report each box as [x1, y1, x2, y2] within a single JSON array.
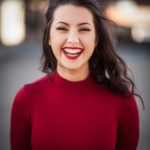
[[62, 46, 83, 50], [62, 46, 83, 60]]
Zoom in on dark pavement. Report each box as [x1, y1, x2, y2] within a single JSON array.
[[0, 41, 150, 150]]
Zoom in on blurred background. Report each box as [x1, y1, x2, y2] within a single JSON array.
[[0, 0, 150, 149]]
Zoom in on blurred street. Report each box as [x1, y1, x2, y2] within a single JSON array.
[[0, 40, 150, 150], [0, 0, 150, 149]]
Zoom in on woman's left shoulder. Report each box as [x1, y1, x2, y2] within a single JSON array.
[[119, 94, 138, 108], [117, 94, 139, 118]]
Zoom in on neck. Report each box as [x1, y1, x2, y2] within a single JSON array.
[[57, 66, 90, 82]]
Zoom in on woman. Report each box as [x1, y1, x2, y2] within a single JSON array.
[[11, 0, 141, 149]]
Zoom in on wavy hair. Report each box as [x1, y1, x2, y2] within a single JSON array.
[[41, 0, 143, 106]]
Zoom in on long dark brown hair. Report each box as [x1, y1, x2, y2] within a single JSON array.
[[41, 0, 144, 106]]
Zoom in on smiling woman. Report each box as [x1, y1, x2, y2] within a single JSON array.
[[10, 0, 142, 150], [49, 5, 97, 81]]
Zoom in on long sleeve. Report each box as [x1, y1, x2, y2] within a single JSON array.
[[10, 86, 32, 150], [10, 73, 140, 150], [116, 96, 139, 150]]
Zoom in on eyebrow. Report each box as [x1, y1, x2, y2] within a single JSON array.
[[56, 21, 92, 26]]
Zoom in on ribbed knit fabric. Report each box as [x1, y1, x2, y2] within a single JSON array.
[[10, 72, 139, 150]]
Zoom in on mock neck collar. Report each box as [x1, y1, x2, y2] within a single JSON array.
[[51, 71, 96, 91]]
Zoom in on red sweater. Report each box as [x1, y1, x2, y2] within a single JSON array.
[[10, 72, 139, 150]]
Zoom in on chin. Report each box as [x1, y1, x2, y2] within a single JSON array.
[[61, 64, 83, 71], [64, 66, 82, 71]]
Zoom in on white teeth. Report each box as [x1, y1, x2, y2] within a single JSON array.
[[63, 49, 82, 55]]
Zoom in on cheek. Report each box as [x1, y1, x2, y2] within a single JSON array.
[[83, 32, 96, 44], [84, 38, 96, 51], [50, 36, 65, 56], [50, 33, 66, 46]]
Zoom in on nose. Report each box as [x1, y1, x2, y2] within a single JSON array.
[[67, 33, 79, 44]]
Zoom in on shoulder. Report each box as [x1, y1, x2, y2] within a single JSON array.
[[103, 86, 138, 106], [24, 74, 50, 92], [117, 95, 139, 124], [114, 92, 139, 113], [13, 73, 55, 105], [117, 94, 138, 111], [98, 85, 136, 105], [24, 72, 56, 94], [99, 87, 139, 113]]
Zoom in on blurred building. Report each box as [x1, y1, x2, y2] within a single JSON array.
[[0, 0, 26, 46], [0, 0, 47, 46], [105, 0, 150, 43], [0, 0, 150, 46]]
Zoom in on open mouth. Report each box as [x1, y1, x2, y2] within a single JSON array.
[[62, 47, 83, 59]]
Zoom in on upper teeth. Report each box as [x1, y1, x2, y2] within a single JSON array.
[[63, 49, 82, 54]]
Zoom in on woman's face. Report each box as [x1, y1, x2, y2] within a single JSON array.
[[49, 4, 97, 73]]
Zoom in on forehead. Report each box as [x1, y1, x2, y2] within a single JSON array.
[[52, 4, 94, 24]]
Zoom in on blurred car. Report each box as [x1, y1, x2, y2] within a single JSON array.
[[105, 0, 150, 43]]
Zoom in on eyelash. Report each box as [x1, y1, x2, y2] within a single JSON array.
[[79, 28, 91, 32], [56, 27, 67, 31], [56, 27, 91, 32]]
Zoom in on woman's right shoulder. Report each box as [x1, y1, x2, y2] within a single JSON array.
[[13, 72, 55, 104]]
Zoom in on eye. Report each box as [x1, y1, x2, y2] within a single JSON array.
[[56, 27, 68, 31], [79, 28, 91, 32]]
